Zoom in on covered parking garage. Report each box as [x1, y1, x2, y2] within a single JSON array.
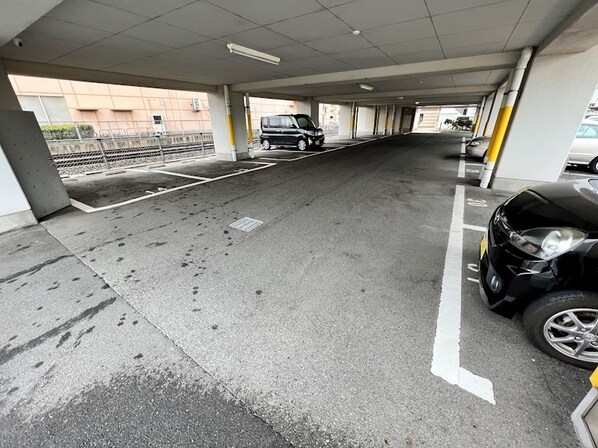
[[2, 1, 598, 447]]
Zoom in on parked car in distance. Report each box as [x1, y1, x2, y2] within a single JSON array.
[[260, 114, 324, 151], [465, 136, 490, 158], [479, 179, 598, 369], [568, 121, 598, 173]]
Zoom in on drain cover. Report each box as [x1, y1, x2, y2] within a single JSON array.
[[229, 217, 263, 232]]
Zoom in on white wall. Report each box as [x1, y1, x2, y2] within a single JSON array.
[[357, 106, 375, 136], [0, 145, 36, 232]]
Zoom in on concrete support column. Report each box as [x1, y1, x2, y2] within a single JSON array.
[[0, 60, 36, 233], [472, 96, 486, 137], [476, 92, 494, 137], [393, 106, 403, 134], [491, 46, 598, 190], [296, 98, 320, 126], [338, 104, 352, 139], [357, 106, 375, 136], [483, 83, 506, 136], [207, 85, 249, 161]]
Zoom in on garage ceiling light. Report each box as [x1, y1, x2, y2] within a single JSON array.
[[359, 83, 374, 91], [227, 43, 280, 65]]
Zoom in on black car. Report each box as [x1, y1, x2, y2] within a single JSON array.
[[260, 114, 324, 151], [480, 179, 598, 368]]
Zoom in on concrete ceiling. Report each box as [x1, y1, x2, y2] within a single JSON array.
[[0, 0, 592, 105]]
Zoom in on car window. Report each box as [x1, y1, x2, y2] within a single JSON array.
[[296, 116, 316, 129], [280, 116, 294, 128], [268, 116, 282, 128], [576, 125, 588, 137], [578, 125, 598, 138]]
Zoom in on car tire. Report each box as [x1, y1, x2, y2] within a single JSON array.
[[262, 139, 271, 150], [297, 139, 307, 151], [523, 290, 598, 369], [589, 157, 598, 174]]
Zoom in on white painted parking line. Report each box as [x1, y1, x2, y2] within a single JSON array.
[[458, 155, 465, 178], [69, 162, 277, 213], [431, 184, 495, 404], [467, 277, 480, 283], [127, 168, 211, 180], [463, 224, 486, 232]]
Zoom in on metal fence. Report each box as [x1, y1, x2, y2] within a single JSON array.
[[50, 130, 264, 176]]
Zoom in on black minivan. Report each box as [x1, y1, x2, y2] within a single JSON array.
[[260, 114, 325, 151]]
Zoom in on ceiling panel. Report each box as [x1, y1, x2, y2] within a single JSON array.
[[306, 34, 372, 55], [520, 0, 584, 22], [122, 20, 210, 48], [182, 40, 231, 59], [22, 17, 111, 45], [224, 28, 296, 51], [0, 33, 85, 63], [443, 42, 506, 59], [330, 0, 429, 30], [333, 47, 395, 68], [267, 10, 353, 41], [360, 18, 436, 47], [46, 0, 147, 33], [440, 25, 514, 49], [431, 0, 528, 36], [378, 38, 442, 58], [158, 2, 257, 38], [425, 0, 511, 16], [504, 18, 564, 51], [210, 0, 324, 26], [268, 44, 322, 60], [51, 35, 171, 69], [92, 0, 197, 19]]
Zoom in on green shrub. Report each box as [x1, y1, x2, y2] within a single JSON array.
[[41, 123, 96, 140], [444, 116, 473, 131]]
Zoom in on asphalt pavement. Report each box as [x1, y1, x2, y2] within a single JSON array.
[[0, 132, 590, 447]]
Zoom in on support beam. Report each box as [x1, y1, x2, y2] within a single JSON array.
[[483, 83, 507, 136], [207, 86, 249, 162], [3, 59, 218, 93], [539, 0, 598, 55], [316, 85, 495, 103], [491, 45, 598, 190], [230, 53, 519, 92]]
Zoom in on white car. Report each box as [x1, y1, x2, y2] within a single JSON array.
[[465, 136, 490, 158], [568, 121, 598, 173]]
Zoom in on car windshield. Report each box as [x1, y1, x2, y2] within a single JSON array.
[[295, 116, 316, 129]]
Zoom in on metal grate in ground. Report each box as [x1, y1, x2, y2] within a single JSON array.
[[229, 217, 264, 232]]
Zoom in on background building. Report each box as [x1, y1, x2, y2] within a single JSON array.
[[9, 75, 297, 137]]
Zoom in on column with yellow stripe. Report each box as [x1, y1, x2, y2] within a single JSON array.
[[480, 47, 533, 188], [223, 84, 237, 162]]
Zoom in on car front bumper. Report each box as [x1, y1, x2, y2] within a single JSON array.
[[479, 211, 560, 317], [307, 135, 325, 146]]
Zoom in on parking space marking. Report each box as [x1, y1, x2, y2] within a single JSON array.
[[458, 140, 466, 178], [467, 277, 480, 283], [127, 168, 211, 181], [431, 184, 495, 404], [69, 161, 277, 213]]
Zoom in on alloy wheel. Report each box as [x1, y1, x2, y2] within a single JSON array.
[[543, 308, 598, 363], [298, 140, 307, 151]]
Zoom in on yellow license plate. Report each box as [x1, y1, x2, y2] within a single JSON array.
[[315, 141, 321, 145], [480, 233, 488, 259]]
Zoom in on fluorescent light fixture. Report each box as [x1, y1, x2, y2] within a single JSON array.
[[358, 83, 374, 91], [227, 43, 280, 65]]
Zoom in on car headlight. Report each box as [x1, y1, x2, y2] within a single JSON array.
[[509, 227, 586, 260]]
